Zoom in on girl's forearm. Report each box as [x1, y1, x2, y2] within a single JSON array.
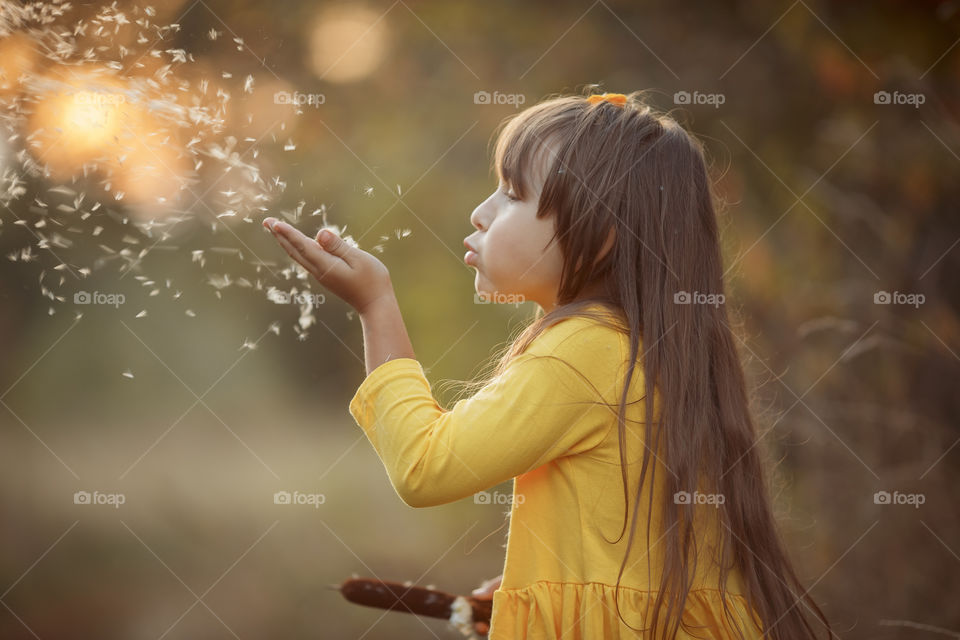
[[358, 290, 416, 376]]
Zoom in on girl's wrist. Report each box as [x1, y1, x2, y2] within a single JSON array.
[[357, 288, 399, 319], [357, 288, 416, 375]]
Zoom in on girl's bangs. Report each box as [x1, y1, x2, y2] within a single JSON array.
[[492, 99, 578, 202]]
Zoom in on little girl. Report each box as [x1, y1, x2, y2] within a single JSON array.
[[263, 91, 832, 640]]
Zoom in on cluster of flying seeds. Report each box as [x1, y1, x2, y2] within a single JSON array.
[[0, 1, 413, 369]]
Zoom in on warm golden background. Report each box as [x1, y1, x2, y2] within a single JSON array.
[[0, 1, 957, 638]]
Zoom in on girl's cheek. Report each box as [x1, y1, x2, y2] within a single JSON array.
[[523, 246, 563, 288], [488, 224, 521, 259], [480, 245, 516, 290]]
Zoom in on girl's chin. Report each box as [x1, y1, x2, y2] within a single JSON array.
[[473, 276, 496, 303], [473, 270, 529, 305], [473, 271, 488, 291]]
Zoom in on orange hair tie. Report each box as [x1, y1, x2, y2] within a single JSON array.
[[586, 92, 627, 106]]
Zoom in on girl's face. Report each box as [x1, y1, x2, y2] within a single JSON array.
[[463, 169, 564, 312]]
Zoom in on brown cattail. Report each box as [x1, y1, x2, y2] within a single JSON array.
[[333, 577, 492, 634]]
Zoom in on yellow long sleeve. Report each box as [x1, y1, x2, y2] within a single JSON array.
[[348, 318, 625, 508], [347, 307, 767, 639]]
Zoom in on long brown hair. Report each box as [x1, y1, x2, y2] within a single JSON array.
[[467, 90, 832, 640]]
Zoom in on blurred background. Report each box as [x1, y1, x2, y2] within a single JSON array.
[[0, 0, 957, 638]]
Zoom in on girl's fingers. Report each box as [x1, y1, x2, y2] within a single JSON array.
[[270, 229, 319, 276], [314, 228, 356, 267], [271, 226, 336, 282], [275, 221, 326, 264], [268, 219, 344, 279]]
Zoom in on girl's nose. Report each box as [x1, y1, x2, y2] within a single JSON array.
[[469, 204, 486, 231]]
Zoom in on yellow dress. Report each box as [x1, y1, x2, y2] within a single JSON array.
[[348, 303, 765, 639]]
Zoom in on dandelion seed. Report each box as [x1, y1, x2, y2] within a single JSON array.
[[284, 139, 296, 151], [207, 273, 232, 289], [240, 338, 257, 351], [243, 75, 254, 94], [185, 309, 196, 317], [395, 228, 411, 239], [298, 301, 316, 330], [207, 28, 220, 40], [122, 369, 134, 379], [135, 310, 147, 318]]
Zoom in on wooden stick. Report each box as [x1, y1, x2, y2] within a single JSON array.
[[333, 577, 493, 632]]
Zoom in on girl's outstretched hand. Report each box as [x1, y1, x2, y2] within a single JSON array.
[[262, 217, 393, 315]]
